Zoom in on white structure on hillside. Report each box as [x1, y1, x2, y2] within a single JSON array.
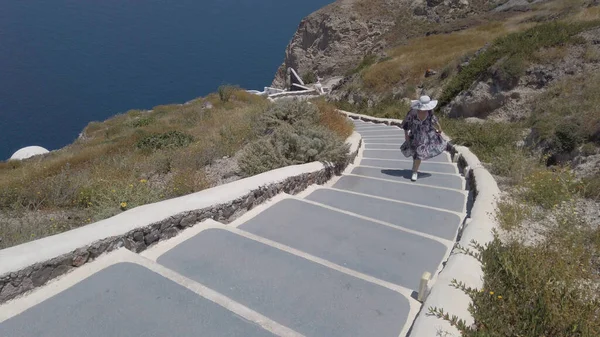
[[10, 146, 49, 160], [247, 67, 339, 101]]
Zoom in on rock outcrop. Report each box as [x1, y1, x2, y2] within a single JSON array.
[[444, 27, 600, 121], [272, 0, 510, 89], [271, 0, 394, 88]]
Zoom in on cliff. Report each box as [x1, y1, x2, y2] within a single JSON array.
[[271, 0, 392, 88], [271, 0, 509, 88]]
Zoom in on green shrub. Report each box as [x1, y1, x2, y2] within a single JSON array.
[[520, 168, 581, 209], [554, 122, 585, 152], [529, 73, 600, 154], [345, 54, 378, 76], [495, 56, 526, 88], [271, 125, 349, 165], [301, 71, 317, 84], [258, 100, 319, 133], [218, 85, 238, 102], [441, 118, 523, 163], [238, 138, 287, 177], [136, 131, 194, 151], [434, 229, 600, 337], [239, 124, 349, 177], [581, 143, 597, 156], [129, 116, 155, 128]]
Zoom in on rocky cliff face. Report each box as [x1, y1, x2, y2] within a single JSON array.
[[271, 0, 509, 88], [270, 0, 394, 88]]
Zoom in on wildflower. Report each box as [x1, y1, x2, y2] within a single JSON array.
[[497, 296, 502, 299], [489, 291, 494, 295], [129, 184, 133, 188], [112, 189, 116, 193], [37, 192, 41, 195], [88, 218, 91, 222], [120, 202, 127, 209], [140, 179, 147, 183]]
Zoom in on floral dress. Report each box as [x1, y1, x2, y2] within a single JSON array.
[[400, 109, 447, 160]]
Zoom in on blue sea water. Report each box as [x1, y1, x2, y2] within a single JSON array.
[[0, 0, 333, 160]]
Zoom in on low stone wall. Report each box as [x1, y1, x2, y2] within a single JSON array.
[[268, 89, 319, 100], [0, 133, 362, 304], [339, 110, 500, 337]]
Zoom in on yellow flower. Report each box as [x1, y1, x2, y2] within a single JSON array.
[[120, 202, 127, 208], [497, 296, 502, 299], [112, 189, 116, 193], [88, 218, 91, 222], [129, 184, 133, 188], [489, 291, 494, 295], [140, 179, 147, 183]]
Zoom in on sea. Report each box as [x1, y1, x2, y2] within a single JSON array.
[[0, 0, 333, 160]]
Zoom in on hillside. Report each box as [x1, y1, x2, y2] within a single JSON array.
[[273, 0, 600, 335], [0, 90, 352, 249], [2, 0, 600, 334], [272, 0, 525, 87]]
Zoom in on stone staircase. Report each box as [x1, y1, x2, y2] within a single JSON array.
[[0, 119, 468, 337]]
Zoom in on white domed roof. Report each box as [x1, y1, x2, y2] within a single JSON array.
[[10, 146, 50, 160]]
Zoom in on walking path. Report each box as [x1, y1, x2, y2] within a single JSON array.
[[0, 119, 468, 337]]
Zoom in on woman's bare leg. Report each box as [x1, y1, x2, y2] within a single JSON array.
[[411, 159, 421, 181], [412, 159, 421, 173]]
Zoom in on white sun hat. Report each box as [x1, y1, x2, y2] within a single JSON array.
[[411, 95, 438, 111]]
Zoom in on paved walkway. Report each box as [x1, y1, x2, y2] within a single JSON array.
[[0, 119, 468, 337]]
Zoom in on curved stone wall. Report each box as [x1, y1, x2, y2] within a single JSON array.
[[0, 133, 362, 304], [339, 110, 500, 337]]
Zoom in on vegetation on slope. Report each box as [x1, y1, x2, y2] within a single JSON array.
[[439, 19, 600, 106], [0, 89, 352, 249], [432, 118, 600, 336], [331, 1, 600, 335], [238, 99, 352, 176], [529, 73, 600, 162]]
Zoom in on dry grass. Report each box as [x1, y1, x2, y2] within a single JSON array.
[[574, 5, 600, 21], [352, 0, 390, 19], [362, 20, 531, 92], [0, 90, 356, 249], [0, 90, 269, 249], [434, 117, 600, 337], [312, 98, 354, 139], [529, 72, 600, 153]]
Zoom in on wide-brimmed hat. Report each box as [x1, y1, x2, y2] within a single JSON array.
[[411, 95, 438, 111]]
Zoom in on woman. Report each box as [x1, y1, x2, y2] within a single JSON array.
[[400, 95, 447, 182]]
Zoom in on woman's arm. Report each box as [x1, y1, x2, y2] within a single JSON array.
[[432, 114, 442, 133], [401, 110, 413, 138]]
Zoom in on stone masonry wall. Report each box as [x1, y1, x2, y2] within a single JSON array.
[[0, 148, 360, 304]]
